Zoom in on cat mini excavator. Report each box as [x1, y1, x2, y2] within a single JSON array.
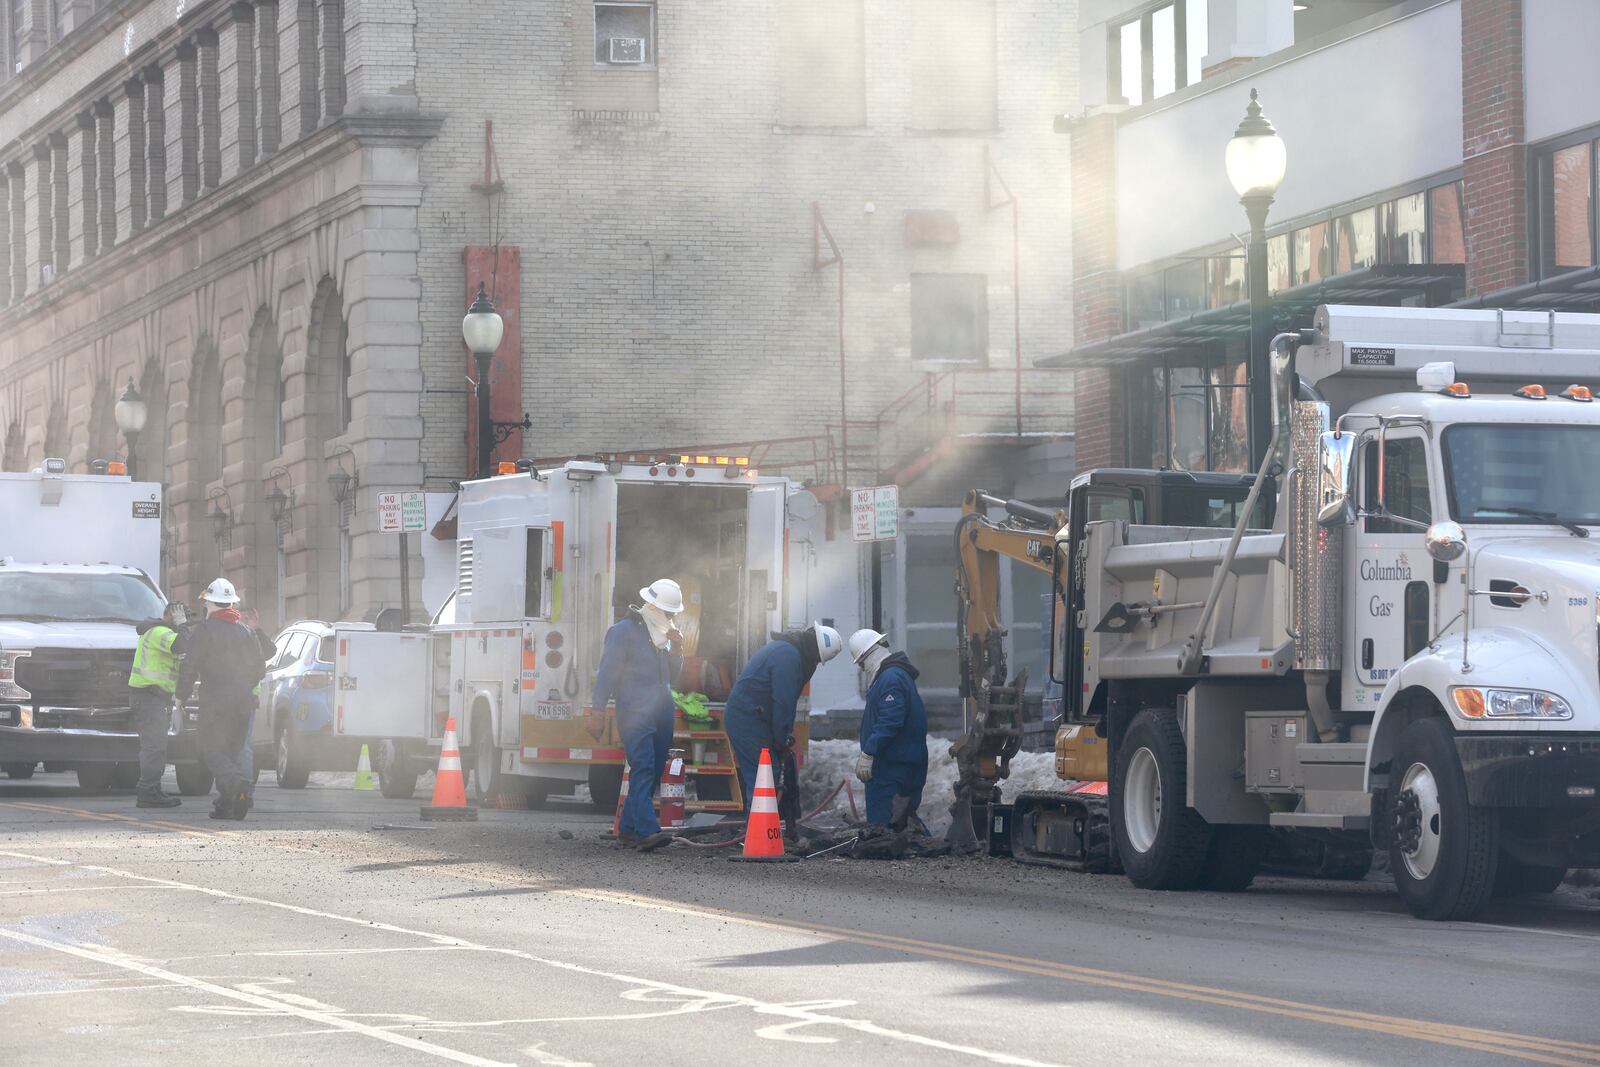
[[946, 470, 1270, 871]]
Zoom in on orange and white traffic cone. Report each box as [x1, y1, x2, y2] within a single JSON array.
[[420, 716, 478, 822], [611, 763, 632, 837], [730, 748, 797, 863]]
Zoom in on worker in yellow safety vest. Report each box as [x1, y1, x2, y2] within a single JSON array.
[[128, 602, 187, 808]]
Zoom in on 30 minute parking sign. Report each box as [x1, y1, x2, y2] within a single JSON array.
[[851, 485, 899, 543], [378, 491, 428, 534]]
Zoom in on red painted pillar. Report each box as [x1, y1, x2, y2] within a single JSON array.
[[463, 245, 523, 476]]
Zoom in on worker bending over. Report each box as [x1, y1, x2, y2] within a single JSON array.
[[593, 579, 683, 851], [176, 579, 269, 821], [849, 629, 929, 830], [723, 622, 842, 814]]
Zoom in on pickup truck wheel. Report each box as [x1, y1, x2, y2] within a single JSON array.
[[174, 764, 213, 796], [1112, 708, 1213, 891], [3, 762, 35, 779], [111, 762, 140, 790], [470, 710, 503, 803], [1494, 858, 1567, 897], [75, 764, 117, 793], [376, 741, 420, 800], [1199, 826, 1264, 892], [1388, 717, 1498, 921], [274, 724, 311, 789]]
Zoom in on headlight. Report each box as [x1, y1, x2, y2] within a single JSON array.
[[0, 650, 31, 702], [1451, 687, 1573, 720]]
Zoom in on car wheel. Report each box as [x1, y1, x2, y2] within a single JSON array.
[[3, 762, 35, 779], [1111, 708, 1213, 891], [75, 764, 117, 793], [376, 740, 419, 800], [1387, 717, 1499, 921], [174, 763, 214, 796], [275, 724, 310, 789]]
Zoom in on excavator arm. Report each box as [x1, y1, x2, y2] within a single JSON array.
[[946, 490, 1065, 853]]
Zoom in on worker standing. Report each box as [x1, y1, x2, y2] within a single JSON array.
[[128, 603, 187, 809], [176, 579, 269, 821], [848, 629, 930, 830], [723, 622, 842, 815], [593, 578, 683, 850]]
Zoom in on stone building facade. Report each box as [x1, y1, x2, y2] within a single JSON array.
[[0, 0, 1078, 630]]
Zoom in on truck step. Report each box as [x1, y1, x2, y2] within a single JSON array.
[[1268, 811, 1370, 830]]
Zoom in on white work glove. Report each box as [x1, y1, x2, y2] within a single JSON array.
[[854, 752, 874, 783]]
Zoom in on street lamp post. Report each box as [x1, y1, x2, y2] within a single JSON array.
[[461, 282, 519, 478], [113, 378, 148, 481], [1226, 89, 1287, 471]]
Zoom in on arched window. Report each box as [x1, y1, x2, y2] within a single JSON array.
[[43, 405, 67, 463], [87, 377, 114, 466], [136, 362, 168, 487], [190, 340, 223, 486], [1, 421, 22, 472], [308, 278, 349, 436], [248, 309, 284, 457]]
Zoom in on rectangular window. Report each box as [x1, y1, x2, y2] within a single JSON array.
[[1545, 139, 1595, 275], [776, 0, 865, 127], [1117, 20, 1142, 106], [1429, 182, 1465, 264], [1127, 271, 1165, 329], [1126, 364, 1168, 469], [1205, 253, 1244, 307], [1267, 233, 1290, 292], [1334, 207, 1376, 273], [910, 273, 988, 365], [1150, 4, 1176, 100], [1292, 221, 1330, 286], [524, 528, 547, 618], [594, 2, 654, 67], [911, 0, 997, 132], [1363, 437, 1431, 534], [1382, 192, 1426, 265], [1206, 357, 1250, 473], [1185, 0, 1207, 85], [1109, 0, 1206, 107], [1164, 260, 1204, 318]]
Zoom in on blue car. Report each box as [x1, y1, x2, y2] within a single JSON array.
[[251, 621, 364, 788]]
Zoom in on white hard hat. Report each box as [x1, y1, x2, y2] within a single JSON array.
[[639, 578, 685, 615], [848, 628, 889, 665], [813, 622, 843, 663], [202, 577, 240, 605]]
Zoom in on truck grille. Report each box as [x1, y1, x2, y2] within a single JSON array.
[[14, 648, 136, 709]]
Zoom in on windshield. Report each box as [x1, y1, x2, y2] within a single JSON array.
[[1443, 424, 1600, 525], [0, 572, 166, 624]]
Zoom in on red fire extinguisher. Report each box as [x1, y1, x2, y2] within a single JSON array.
[[659, 748, 687, 829]]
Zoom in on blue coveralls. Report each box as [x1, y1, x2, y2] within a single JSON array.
[[592, 616, 676, 837], [723, 639, 808, 811], [860, 655, 930, 827]]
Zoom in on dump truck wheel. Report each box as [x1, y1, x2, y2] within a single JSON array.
[[1387, 717, 1498, 921], [1494, 858, 1566, 897], [1199, 826, 1265, 892], [1112, 708, 1213, 891]]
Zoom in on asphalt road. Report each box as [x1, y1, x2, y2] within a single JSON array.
[[0, 770, 1596, 1067]]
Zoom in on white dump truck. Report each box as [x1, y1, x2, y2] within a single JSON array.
[[332, 457, 795, 812], [0, 461, 203, 791], [1078, 305, 1600, 920]]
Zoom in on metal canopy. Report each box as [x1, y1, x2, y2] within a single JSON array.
[[1448, 265, 1600, 312], [1044, 264, 1466, 368]]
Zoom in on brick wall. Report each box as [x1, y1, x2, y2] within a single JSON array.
[[1460, 0, 1528, 297], [1068, 111, 1124, 471]]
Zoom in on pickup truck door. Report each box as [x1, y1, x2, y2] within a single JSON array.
[[332, 629, 436, 741], [1345, 431, 1433, 711]]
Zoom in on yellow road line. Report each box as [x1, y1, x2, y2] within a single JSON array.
[[9, 798, 1597, 1066]]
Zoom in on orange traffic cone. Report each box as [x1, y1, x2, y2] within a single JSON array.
[[611, 763, 631, 837], [420, 716, 478, 822], [729, 748, 797, 863]]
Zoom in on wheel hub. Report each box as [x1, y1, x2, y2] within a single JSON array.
[[1394, 761, 1443, 881]]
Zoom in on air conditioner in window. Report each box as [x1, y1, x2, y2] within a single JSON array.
[[608, 37, 646, 64]]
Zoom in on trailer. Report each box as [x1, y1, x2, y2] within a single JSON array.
[[334, 458, 801, 811], [1072, 305, 1600, 919]]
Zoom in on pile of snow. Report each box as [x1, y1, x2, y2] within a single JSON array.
[[799, 737, 1058, 835]]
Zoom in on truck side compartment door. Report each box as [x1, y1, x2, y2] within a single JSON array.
[[744, 480, 786, 653], [333, 630, 434, 741]]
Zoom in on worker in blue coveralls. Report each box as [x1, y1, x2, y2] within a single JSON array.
[[593, 578, 683, 851], [849, 629, 930, 830], [723, 622, 843, 817]]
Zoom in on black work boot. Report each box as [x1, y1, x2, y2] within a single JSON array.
[[231, 787, 251, 821], [137, 793, 180, 809]]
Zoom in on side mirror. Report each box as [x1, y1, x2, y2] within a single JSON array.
[[1315, 431, 1356, 527], [1425, 521, 1468, 563]]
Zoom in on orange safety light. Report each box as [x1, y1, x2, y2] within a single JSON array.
[[734, 457, 751, 467], [1513, 383, 1547, 400], [678, 455, 692, 465], [496, 461, 517, 475], [1440, 382, 1472, 398], [106, 461, 127, 475], [1452, 688, 1486, 719], [1562, 385, 1594, 402], [695, 455, 710, 465], [714, 456, 731, 466]]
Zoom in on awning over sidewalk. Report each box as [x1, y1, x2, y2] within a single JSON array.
[[1448, 266, 1600, 312], [1044, 264, 1466, 368]]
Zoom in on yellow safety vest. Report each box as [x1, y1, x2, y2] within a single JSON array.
[[129, 624, 181, 694]]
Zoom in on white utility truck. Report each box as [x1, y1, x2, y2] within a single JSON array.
[[334, 458, 791, 811], [1078, 305, 1600, 920], [0, 461, 200, 791]]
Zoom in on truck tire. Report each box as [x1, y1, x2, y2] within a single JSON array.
[[274, 724, 311, 790], [1387, 717, 1499, 921], [470, 709, 503, 804], [174, 764, 213, 796], [3, 762, 35, 779], [112, 762, 140, 790], [1494, 859, 1566, 897], [75, 764, 117, 793], [588, 764, 624, 812], [376, 741, 419, 800], [1112, 708, 1213, 890], [1200, 826, 1265, 892]]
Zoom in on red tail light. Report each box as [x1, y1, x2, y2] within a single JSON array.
[[301, 671, 333, 689]]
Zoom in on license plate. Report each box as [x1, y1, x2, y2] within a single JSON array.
[[535, 700, 575, 720]]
